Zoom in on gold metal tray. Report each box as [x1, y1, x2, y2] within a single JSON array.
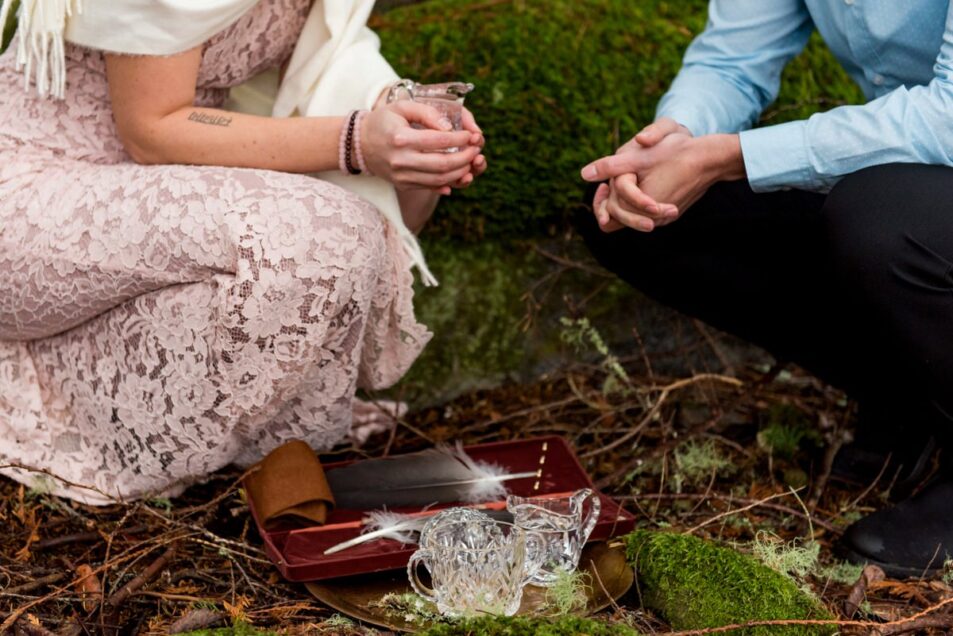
[[304, 542, 634, 632]]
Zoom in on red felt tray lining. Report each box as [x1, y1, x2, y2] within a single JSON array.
[[247, 436, 636, 581]]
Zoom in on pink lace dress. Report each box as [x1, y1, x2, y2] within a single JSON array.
[[0, 0, 431, 504]]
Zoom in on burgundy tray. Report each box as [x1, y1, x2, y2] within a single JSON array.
[[247, 436, 636, 582]]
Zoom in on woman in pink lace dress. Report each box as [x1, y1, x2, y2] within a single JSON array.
[[0, 0, 486, 504]]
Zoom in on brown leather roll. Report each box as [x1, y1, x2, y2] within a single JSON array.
[[245, 440, 335, 530]]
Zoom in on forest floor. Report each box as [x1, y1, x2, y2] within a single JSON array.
[[2, 249, 952, 635]]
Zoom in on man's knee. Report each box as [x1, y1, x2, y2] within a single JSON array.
[[822, 164, 915, 283], [823, 164, 953, 291], [573, 190, 662, 290]]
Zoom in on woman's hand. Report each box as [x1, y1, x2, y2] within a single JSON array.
[[362, 101, 483, 193], [448, 108, 487, 191]]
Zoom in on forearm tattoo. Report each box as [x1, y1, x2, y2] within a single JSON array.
[[188, 111, 233, 127]]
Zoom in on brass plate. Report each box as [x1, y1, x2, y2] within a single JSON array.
[[305, 542, 634, 632]]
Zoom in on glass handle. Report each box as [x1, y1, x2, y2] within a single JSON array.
[[407, 550, 437, 601], [580, 490, 602, 543]]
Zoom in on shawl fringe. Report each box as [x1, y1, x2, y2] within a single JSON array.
[[1, 0, 82, 99]]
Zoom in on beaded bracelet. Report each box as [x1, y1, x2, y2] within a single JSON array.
[[338, 111, 355, 174], [338, 110, 364, 176], [353, 110, 370, 175]]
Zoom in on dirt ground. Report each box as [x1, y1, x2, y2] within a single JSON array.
[[2, 346, 952, 635]]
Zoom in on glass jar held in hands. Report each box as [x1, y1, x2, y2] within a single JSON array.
[[359, 79, 486, 194]]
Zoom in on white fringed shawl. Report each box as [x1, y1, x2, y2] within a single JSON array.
[[0, 0, 435, 285], [274, 0, 436, 286]]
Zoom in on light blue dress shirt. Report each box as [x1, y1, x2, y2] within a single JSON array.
[[656, 0, 953, 192]]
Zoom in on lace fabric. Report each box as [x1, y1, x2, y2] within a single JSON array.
[[0, 0, 431, 504]]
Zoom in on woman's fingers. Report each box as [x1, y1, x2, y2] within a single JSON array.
[[450, 154, 486, 189], [471, 154, 487, 176], [395, 164, 473, 189], [395, 128, 473, 152], [460, 107, 484, 146], [396, 145, 480, 173], [390, 100, 453, 131]]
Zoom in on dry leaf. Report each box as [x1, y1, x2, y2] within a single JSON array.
[[73, 564, 102, 612], [844, 564, 885, 617]]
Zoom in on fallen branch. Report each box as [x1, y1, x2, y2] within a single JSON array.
[[658, 594, 953, 635], [106, 546, 176, 609], [619, 492, 840, 534], [4, 574, 65, 596], [583, 374, 743, 460]]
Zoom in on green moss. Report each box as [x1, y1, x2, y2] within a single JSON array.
[[396, 240, 540, 404], [377, 0, 863, 241], [625, 530, 836, 635], [418, 615, 640, 636], [757, 405, 822, 460]]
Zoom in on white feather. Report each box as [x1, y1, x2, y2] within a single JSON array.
[[323, 509, 427, 555], [450, 441, 515, 503]]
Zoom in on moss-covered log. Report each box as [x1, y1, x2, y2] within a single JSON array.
[[375, 0, 863, 241], [625, 530, 836, 636]]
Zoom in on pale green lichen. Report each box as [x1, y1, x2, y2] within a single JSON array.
[[544, 568, 591, 615], [815, 560, 866, 586], [671, 439, 734, 493], [369, 592, 448, 625], [750, 532, 821, 580]]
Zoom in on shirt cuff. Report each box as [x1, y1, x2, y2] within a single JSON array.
[[739, 120, 819, 192], [655, 102, 715, 138]]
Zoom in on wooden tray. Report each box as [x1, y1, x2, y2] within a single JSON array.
[[247, 436, 636, 582], [304, 542, 634, 631]]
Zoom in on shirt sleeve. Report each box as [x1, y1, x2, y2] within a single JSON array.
[[741, 1, 953, 192], [656, 0, 814, 138]]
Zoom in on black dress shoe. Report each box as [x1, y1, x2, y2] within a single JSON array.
[[840, 474, 953, 578], [831, 434, 937, 500]]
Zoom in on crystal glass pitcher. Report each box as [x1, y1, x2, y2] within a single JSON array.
[[408, 517, 543, 617], [506, 488, 601, 586]]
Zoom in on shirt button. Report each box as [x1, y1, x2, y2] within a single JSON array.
[[873, 74, 885, 86], [844, 0, 854, 5]]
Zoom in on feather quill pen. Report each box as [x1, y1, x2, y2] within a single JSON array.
[[325, 442, 538, 510], [324, 509, 428, 555]]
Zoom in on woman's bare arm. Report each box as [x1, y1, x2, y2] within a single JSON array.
[[105, 47, 481, 191], [106, 47, 345, 172]]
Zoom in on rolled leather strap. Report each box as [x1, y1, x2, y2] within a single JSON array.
[[245, 440, 335, 531]]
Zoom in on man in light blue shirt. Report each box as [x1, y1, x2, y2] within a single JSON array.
[[577, 1, 953, 577]]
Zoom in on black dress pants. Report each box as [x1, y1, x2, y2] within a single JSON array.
[[577, 163, 953, 443]]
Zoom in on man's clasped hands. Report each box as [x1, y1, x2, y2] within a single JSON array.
[[580, 117, 746, 233]]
